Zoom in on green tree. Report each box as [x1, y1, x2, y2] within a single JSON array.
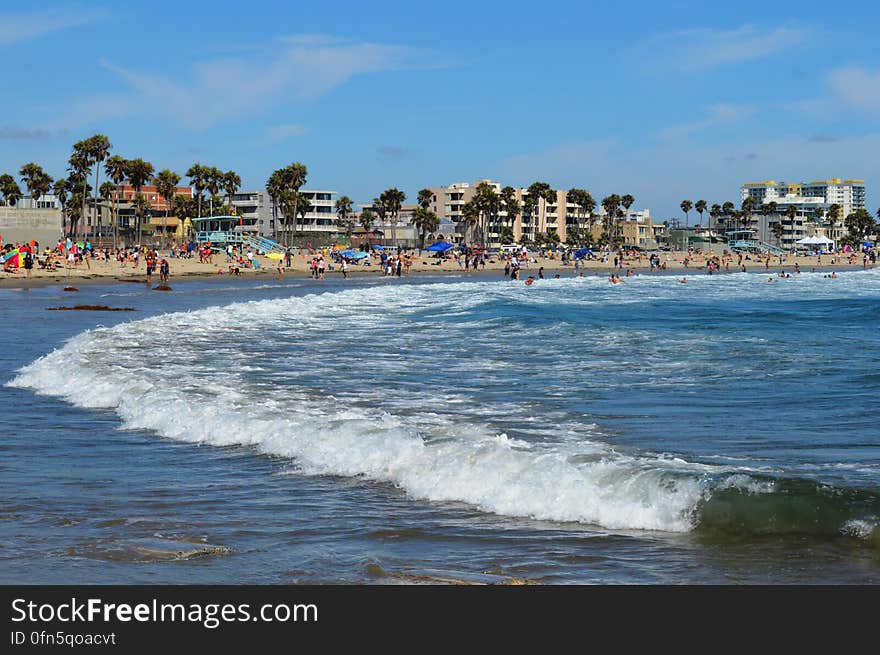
[[694, 199, 707, 227], [417, 188, 433, 211], [770, 221, 784, 246], [19, 162, 54, 208], [360, 208, 376, 249], [186, 163, 208, 219], [500, 186, 520, 239], [411, 206, 440, 249], [68, 145, 92, 238], [379, 187, 406, 247], [222, 170, 241, 213], [0, 173, 22, 207], [335, 195, 354, 241], [105, 155, 128, 247], [680, 199, 693, 228], [154, 169, 182, 248], [87, 134, 112, 239], [126, 158, 155, 244], [844, 208, 875, 241], [53, 178, 70, 237]]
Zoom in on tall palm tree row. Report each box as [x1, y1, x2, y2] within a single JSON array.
[[694, 199, 707, 227]]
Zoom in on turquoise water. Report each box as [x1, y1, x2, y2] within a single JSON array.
[[1, 269, 879, 583]]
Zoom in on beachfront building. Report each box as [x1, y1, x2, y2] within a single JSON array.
[[426, 180, 656, 247], [221, 189, 338, 242], [741, 178, 866, 219]]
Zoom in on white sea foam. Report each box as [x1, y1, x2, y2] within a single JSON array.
[[14, 274, 874, 532]]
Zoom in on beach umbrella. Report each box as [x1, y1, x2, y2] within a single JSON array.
[[371, 244, 385, 251], [265, 253, 284, 260], [426, 241, 454, 252]]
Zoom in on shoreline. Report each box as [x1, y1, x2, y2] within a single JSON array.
[[1, 251, 873, 290]]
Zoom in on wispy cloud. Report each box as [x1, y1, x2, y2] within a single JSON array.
[[0, 7, 106, 47], [789, 65, 880, 119], [658, 103, 757, 139], [650, 24, 810, 72], [826, 66, 880, 113], [266, 124, 309, 141], [0, 126, 52, 140], [86, 36, 425, 129]]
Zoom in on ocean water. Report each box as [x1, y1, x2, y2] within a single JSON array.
[[1, 269, 879, 584]]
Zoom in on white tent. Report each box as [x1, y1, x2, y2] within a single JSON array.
[[796, 235, 834, 245]]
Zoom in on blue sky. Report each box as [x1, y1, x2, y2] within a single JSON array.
[[2, 0, 879, 218]]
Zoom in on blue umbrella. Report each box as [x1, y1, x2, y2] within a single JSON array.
[[371, 244, 385, 251], [426, 241, 454, 252], [574, 248, 594, 259]]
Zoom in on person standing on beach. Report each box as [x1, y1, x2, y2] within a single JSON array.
[[318, 257, 326, 280], [276, 257, 284, 280], [396, 256, 402, 277], [159, 258, 170, 283], [285, 247, 292, 268], [341, 258, 349, 279]]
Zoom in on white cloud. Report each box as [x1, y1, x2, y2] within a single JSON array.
[[650, 24, 810, 72], [0, 7, 106, 46], [658, 103, 757, 139], [826, 66, 880, 112], [86, 36, 421, 129]]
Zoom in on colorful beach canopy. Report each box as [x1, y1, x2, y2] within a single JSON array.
[[426, 241, 454, 252], [340, 250, 367, 259]]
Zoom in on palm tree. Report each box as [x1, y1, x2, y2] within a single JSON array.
[[380, 188, 406, 248], [104, 156, 128, 248], [205, 167, 222, 217], [680, 199, 692, 228], [19, 163, 53, 209], [601, 194, 621, 245], [771, 221, 784, 246], [265, 169, 284, 242], [473, 181, 499, 247], [0, 173, 22, 209], [360, 208, 376, 249], [132, 193, 152, 241], [87, 134, 112, 240], [335, 195, 354, 241], [68, 146, 91, 239], [126, 158, 155, 244], [694, 199, 707, 228], [709, 203, 722, 231], [417, 188, 433, 211], [53, 178, 70, 236], [279, 163, 307, 242], [186, 163, 208, 220], [411, 206, 439, 249], [222, 170, 241, 213], [153, 169, 181, 248], [99, 181, 116, 241], [460, 199, 479, 243], [372, 197, 387, 246], [500, 186, 519, 234]]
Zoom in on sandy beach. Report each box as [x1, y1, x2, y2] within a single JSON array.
[[1, 249, 871, 289]]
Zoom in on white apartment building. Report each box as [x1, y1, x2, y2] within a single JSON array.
[[741, 178, 866, 218], [222, 189, 337, 238]]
